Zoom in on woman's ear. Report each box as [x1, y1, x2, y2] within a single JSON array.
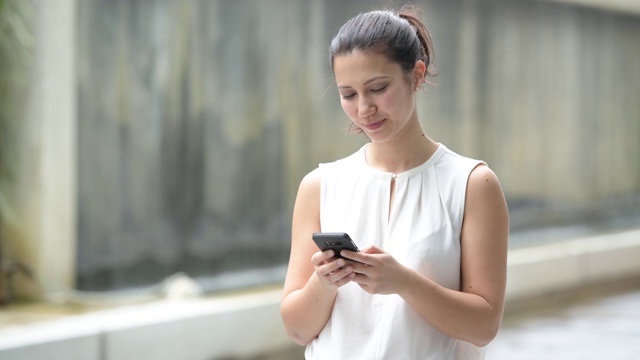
[[413, 60, 427, 89]]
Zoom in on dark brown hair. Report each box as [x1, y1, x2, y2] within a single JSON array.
[[329, 4, 437, 82]]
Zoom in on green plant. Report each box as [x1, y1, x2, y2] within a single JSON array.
[[0, 0, 33, 304]]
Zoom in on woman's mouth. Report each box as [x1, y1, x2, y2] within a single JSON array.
[[364, 119, 385, 131]]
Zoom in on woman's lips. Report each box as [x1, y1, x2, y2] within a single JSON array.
[[364, 119, 385, 131]]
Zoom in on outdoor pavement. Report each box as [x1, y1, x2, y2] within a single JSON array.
[[257, 277, 640, 360], [488, 276, 640, 360]]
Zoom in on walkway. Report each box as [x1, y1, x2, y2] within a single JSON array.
[[488, 277, 640, 359], [261, 277, 640, 360]]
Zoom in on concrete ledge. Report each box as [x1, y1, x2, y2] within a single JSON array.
[[506, 229, 640, 302], [1, 229, 639, 360], [0, 290, 293, 360], [0, 332, 99, 360]]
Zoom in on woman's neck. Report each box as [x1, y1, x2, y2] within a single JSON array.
[[365, 129, 438, 174]]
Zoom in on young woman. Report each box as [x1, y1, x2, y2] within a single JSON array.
[[281, 5, 509, 359]]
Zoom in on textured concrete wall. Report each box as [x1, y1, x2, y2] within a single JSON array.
[[419, 0, 640, 228], [3, 0, 639, 295]]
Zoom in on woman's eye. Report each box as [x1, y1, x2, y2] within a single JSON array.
[[341, 93, 356, 100], [371, 85, 387, 93]]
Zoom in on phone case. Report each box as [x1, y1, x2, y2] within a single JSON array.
[[312, 232, 360, 257]]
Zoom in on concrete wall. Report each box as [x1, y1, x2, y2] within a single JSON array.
[[2, 0, 639, 299], [68, 0, 640, 291]]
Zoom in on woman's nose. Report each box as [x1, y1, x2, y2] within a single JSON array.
[[357, 97, 376, 118]]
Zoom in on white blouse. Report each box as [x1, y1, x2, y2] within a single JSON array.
[[306, 143, 486, 360]]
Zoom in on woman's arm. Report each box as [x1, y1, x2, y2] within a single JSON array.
[[280, 169, 356, 345], [343, 165, 509, 347]]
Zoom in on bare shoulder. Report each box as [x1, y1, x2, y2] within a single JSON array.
[[298, 167, 322, 193], [292, 167, 322, 233], [294, 168, 322, 215], [462, 163, 509, 245], [469, 164, 500, 187], [466, 164, 506, 206]]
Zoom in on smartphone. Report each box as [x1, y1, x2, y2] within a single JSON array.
[[312, 232, 360, 258]]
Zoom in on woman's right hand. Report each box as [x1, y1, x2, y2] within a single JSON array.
[[312, 250, 356, 289]]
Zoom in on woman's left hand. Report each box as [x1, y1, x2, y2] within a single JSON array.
[[340, 245, 409, 295]]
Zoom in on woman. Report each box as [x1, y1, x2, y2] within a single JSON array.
[[281, 5, 509, 359]]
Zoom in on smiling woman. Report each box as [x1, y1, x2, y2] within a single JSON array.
[[281, 5, 509, 360], [333, 51, 421, 144], [330, 8, 437, 136]]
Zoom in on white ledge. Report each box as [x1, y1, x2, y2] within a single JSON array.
[[506, 229, 640, 302]]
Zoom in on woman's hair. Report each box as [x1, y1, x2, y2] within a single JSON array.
[[329, 4, 437, 82]]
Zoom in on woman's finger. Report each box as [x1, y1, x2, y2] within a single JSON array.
[[311, 249, 335, 265]]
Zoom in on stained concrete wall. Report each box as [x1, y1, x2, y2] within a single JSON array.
[[1, 0, 639, 296]]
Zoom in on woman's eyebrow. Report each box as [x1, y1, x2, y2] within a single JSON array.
[[337, 75, 390, 89]]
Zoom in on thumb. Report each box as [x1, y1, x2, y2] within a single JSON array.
[[361, 245, 384, 254]]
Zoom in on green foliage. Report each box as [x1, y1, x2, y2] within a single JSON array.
[[0, 0, 33, 224]]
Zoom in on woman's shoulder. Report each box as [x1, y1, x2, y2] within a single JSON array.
[[436, 145, 504, 205], [299, 167, 322, 188], [296, 167, 322, 202], [466, 164, 504, 204], [432, 145, 486, 181]]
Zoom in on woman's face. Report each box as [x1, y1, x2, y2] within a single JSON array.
[[333, 50, 421, 143]]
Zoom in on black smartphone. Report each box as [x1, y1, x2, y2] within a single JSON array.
[[312, 232, 360, 258]]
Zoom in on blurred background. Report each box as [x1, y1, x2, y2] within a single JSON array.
[[0, 0, 639, 359]]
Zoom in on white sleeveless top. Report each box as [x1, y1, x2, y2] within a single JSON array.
[[306, 144, 486, 360]]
